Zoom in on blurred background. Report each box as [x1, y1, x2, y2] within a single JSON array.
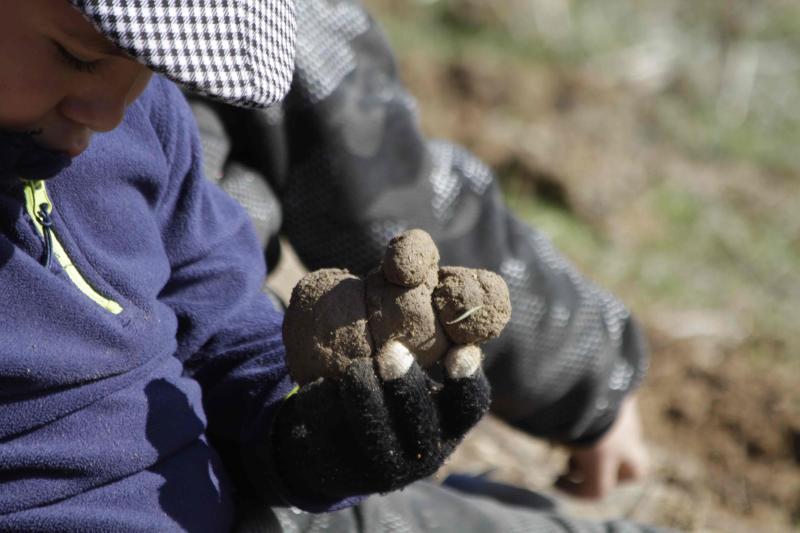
[[361, 0, 800, 530]]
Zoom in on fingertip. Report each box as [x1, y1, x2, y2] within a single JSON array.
[[619, 455, 648, 482], [376, 340, 416, 381], [557, 452, 619, 500], [555, 477, 606, 500], [444, 345, 483, 379], [555, 475, 581, 497]]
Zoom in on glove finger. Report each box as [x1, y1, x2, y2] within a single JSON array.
[[376, 341, 443, 464], [338, 358, 405, 483], [438, 345, 492, 440]]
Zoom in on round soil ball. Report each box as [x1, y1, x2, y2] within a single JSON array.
[[433, 267, 512, 345], [283, 269, 374, 385], [366, 267, 450, 367], [382, 229, 440, 288]]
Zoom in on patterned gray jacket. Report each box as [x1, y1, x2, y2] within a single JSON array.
[[187, 0, 648, 445]]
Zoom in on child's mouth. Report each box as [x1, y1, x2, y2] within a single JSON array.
[[65, 137, 90, 158], [47, 134, 92, 158]]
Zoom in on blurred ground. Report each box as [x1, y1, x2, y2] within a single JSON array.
[[272, 1, 800, 531]]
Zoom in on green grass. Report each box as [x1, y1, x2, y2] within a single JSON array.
[[653, 95, 800, 172]]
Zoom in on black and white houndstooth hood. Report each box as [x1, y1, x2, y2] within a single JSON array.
[[68, 0, 296, 108]]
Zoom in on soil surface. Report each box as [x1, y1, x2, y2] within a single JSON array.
[[440, 331, 800, 532]]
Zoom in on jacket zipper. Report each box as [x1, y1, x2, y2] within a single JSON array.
[[23, 179, 123, 315]]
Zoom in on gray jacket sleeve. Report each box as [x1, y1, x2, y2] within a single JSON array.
[[188, 0, 648, 445]]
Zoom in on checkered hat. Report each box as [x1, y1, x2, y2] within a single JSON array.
[[69, 0, 296, 108]]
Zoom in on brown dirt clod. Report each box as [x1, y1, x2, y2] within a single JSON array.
[[366, 267, 451, 367], [283, 230, 511, 384], [433, 267, 512, 345], [382, 229, 440, 288], [283, 269, 374, 385]]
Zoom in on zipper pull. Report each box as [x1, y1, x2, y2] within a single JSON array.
[[36, 202, 54, 269]]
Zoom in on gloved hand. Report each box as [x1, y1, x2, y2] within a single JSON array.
[[270, 341, 491, 503]]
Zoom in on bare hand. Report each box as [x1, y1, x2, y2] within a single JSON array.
[[556, 396, 649, 499]]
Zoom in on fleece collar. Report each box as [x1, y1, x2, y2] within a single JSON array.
[[0, 130, 72, 183]]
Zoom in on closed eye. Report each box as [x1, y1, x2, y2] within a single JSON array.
[[54, 41, 99, 74]]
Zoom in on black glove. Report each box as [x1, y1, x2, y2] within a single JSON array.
[[270, 342, 491, 503]]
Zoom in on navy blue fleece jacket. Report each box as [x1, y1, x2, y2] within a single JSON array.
[[0, 76, 352, 532]]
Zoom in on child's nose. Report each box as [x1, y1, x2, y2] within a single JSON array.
[[60, 94, 127, 133]]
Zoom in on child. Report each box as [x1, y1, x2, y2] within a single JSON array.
[[0, 1, 491, 531]]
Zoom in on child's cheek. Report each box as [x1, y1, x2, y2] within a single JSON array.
[[0, 38, 66, 131], [0, 97, 57, 135]]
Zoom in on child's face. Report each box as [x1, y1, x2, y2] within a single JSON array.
[[0, 0, 153, 157]]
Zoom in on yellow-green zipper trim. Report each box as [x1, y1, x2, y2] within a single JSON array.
[[23, 180, 123, 315]]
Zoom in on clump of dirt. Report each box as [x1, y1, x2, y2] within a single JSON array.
[[382, 229, 440, 287], [282, 269, 374, 385], [641, 331, 800, 529], [366, 266, 450, 367], [434, 266, 512, 345], [283, 229, 512, 385]]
